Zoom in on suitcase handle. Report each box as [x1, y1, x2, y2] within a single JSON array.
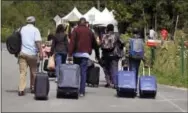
[[143, 67, 150, 76], [38, 60, 44, 73]]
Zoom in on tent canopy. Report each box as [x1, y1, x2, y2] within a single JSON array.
[[93, 8, 117, 26], [83, 7, 101, 24], [62, 7, 83, 21]]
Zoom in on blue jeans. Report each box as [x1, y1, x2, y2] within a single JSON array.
[[55, 53, 67, 78], [73, 57, 88, 94], [129, 58, 141, 86]]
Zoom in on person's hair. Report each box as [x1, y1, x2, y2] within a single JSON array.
[[132, 27, 139, 34], [56, 24, 65, 34], [79, 17, 86, 25], [47, 33, 55, 41], [27, 22, 35, 25], [106, 24, 114, 32]]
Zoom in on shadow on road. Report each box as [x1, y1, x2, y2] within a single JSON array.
[[5, 88, 31, 93]]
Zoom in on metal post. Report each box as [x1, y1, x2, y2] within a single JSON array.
[[180, 37, 185, 76], [150, 47, 155, 67]]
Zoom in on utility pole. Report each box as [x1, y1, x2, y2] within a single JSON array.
[[97, 0, 100, 11]]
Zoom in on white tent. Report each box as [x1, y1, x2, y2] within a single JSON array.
[[93, 8, 117, 26], [62, 7, 83, 21], [53, 15, 61, 23], [83, 7, 101, 24]]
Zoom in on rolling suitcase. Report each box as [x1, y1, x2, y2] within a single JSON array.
[[57, 63, 80, 99], [34, 61, 50, 100], [139, 67, 157, 98], [116, 67, 137, 97], [87, 66, 100, 87]]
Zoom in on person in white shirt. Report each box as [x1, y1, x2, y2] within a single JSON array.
[[18, 16, 43, 96], [149, 27, 156, 39]]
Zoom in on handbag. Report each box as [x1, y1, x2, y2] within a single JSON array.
[[47, 54, 55, 70]]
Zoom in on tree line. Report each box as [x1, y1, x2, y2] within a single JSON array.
[[2, 0, 188, 41]]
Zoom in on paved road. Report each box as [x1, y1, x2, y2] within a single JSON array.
[[1, 45, 188, 112]]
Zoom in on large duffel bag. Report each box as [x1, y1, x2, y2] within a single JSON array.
[[56, 63, 80, 99], [116, 67, 137, 97], [139, 67, 157, 98], [34, 61, 50, 100]]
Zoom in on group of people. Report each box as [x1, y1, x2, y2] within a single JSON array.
[[17, 16, 145, 97]]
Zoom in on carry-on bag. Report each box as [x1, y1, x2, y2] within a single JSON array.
[[116, 67, 137, 97], [87, 65, 100, 87], [43, 59, 56, 77], [56, 62, 80, 99], [34, 60, 50, 100], [47, 54, 55, 70], [139, 67, 157, 98]]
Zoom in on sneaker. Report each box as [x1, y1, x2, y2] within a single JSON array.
[[80, 93, 85, 97], [104, 83, 110, 88], [55, 78, 58, 83]]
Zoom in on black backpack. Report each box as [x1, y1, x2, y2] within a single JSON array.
[[6, 27, 22, 57]]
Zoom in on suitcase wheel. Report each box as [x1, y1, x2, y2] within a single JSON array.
[[75, 93, 79, 99], [35, 96, 48, 100], [117, 91, 121, 97], [139, 91, 156, 99], [56, 91, 61, 98]]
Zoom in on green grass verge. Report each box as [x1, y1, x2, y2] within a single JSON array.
[[121, 31, 188, 88]]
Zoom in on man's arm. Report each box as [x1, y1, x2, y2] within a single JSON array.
[[35, 29, 43, 59], [91, 32, 100, 60]]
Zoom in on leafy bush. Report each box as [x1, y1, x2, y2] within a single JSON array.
[[1, 27, 13, 42]]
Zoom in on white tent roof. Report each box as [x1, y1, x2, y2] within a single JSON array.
[[93, 8, 117, 26], [83, 7, 101, 23], [62, 7, 83, 21], [53, 15, 61, 23]]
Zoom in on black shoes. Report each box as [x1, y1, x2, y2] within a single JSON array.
[[105, 83, 111, 88], [18, 91, 25, 96]]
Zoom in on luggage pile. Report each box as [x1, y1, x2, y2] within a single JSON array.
[[116, 66, 157, 98], [34, 58, 157, 101]]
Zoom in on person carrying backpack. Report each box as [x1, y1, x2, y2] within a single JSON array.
[[16, 16, 43, 96], [100, 24, 124, 88], [128, 28, 144, 87]]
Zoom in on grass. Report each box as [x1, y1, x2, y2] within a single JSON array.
[[121, 30, 188, 88]]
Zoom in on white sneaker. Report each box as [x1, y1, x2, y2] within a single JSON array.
[[55, 78, 58, 83]]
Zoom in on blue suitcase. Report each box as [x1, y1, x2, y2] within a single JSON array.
[[139, 67, 157, 98], [116, 68, 137, 97]]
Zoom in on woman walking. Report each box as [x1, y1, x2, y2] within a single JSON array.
[[51, 24, 68, 82]]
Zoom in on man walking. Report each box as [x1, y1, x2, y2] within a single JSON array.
[[68, 17, 99, 97], [18, 16, 43, 96]]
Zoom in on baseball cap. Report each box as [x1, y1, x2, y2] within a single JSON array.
[[26, 16, 36, 23]]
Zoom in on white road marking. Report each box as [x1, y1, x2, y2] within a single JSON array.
[[156, 98, 187, 102], [158, 93, 186, 112]]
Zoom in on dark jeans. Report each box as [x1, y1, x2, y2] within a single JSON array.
[[73, 57, 88, 94], [129, 58, 141, 86], [55, 53, 67, 78], [102, 56, 119, 85]]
